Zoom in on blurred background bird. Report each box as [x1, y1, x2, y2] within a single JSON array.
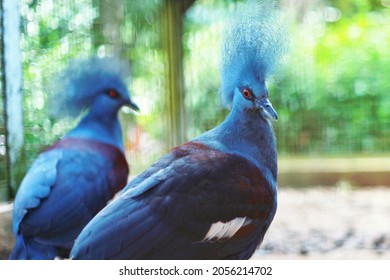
[[71, 0, 286, 260], [9, 57, 139, 259]]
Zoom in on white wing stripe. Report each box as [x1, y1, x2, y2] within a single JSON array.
[[203, 217, 251, 241]]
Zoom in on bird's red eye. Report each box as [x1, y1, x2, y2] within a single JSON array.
[[242, 88, 252, 99], [108, 90, 119, 98]]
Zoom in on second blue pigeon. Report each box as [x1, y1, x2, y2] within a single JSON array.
[[9, 57, 139, 259]]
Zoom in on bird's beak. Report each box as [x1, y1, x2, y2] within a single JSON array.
[[257, 98, 278, 120], [126, 99, 140, 112]]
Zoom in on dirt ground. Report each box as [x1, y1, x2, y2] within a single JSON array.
[[1, 186, 389, 260]]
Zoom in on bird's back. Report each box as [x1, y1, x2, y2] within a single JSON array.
[[10, 137, 128, 259], [71, 141, 276, 260]]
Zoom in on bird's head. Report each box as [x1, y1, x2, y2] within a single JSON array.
[[231, 76, 278, 121], [88, 76, 140, 116], [220, 0, 286, 122], [50, 57, 139, 118]]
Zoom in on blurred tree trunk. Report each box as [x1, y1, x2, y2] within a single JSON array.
[[92, 0, 195, 150], [92, 0, 125, 57], [92, 0, 137, 155], [161, 0, 195, 149], [1, 0, 24, 200]]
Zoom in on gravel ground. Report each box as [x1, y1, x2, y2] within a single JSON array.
[[0, 203, 13, 260], [253, 186, 390, 259], [1, 186, 389, 260]]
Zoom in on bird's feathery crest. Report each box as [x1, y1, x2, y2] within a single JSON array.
[[220, 0, 287, 107], [49, 57, 131, 118]]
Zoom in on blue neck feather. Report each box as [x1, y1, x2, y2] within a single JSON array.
[[194, 107, 277, 181], [65, 109, 124, 152]]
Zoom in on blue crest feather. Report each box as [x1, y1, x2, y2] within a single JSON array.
[[50, 57, 131, 118], [220, 0, 287, 107]]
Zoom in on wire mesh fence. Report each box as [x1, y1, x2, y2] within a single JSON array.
[[1, 0, 390, 200]]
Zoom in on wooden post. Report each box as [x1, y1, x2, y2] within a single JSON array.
[[161, 0, 195, 149], [1, 0, 24, 200]]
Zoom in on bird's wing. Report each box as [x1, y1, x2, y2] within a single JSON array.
[[13, 149, 62, 234], [71, 142, 276, 259], [14, 147, 114, 248]]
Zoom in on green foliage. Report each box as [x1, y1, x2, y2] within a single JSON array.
[[274, 5, 390, 155], [15, 0, 390, 180], [21, 0, 96, 168]]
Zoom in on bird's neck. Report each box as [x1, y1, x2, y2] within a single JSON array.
[[65, 110, 125, 151], [195, 108, 277, 179]]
